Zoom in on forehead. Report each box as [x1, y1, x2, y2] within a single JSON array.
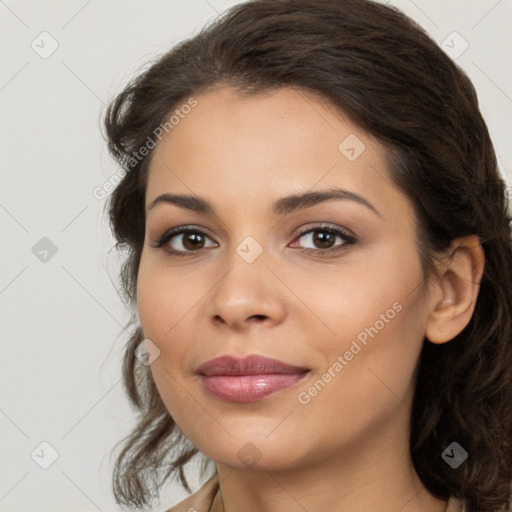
[[150, 86, 372, 172], [146, 86, 410, 222]]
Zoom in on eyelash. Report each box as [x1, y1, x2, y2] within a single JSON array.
[[153, 224, 357, 257]]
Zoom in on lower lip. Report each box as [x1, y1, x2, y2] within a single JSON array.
[[200, 373, 308, 402]]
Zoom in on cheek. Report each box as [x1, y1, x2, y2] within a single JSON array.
[[136, 255, 198, 342], [136, 255, 206, 394], [286, 245, 425, 350], [296, 267, 427, 430], [292, 247, 427, 399], [136, 262, 191, 420], [290, 297, 427, 455]]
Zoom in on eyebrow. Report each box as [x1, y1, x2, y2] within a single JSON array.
[[146, 187, 381, 217]]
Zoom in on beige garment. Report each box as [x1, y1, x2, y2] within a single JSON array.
[[164, 473, 465, 512]]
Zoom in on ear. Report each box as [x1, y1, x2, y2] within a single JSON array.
[[425, 235, 485, 344]]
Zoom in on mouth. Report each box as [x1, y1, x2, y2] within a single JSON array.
[[196, 354, 310, 402]]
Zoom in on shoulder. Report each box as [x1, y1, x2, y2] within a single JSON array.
[[445, 496, 466, 512], [163, 473, 220, 512]]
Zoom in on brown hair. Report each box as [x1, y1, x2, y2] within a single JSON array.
[[102, 0, 512, 510]]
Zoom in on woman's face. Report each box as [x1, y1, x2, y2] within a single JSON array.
[[137, 86, 433, 470]]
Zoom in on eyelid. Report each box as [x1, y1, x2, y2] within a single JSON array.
[[294, 223, 357, 241]]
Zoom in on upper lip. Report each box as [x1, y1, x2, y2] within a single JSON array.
[[196, 355, 310, 376]]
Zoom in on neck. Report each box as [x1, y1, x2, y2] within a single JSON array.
[[214, 403, 447, 512]]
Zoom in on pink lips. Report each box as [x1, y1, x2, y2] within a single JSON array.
[[196, 355, 310, 402]]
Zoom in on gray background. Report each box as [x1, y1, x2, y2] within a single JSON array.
[[1, 0, 511, 510]]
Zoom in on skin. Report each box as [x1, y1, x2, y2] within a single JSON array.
[[137, 86, 485, 512]]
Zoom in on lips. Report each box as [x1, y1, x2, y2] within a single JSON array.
[[196, 354, 310, 376], [196, 355, 310, 402]]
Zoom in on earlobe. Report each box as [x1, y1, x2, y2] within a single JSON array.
[[425, 235, 485, 344]]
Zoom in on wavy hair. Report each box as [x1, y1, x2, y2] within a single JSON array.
[[102, 0, 512, 510]]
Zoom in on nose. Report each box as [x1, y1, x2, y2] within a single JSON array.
[[205, 250, 287, 331]]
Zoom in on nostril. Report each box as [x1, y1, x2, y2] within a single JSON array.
[[250, 315, 267, 321]]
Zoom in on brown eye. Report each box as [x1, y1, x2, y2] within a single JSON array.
[[156, 227, 217, 254], [181, 232, 206, 250], [311, 230, 336, 249], [293, 226, 356, 253]]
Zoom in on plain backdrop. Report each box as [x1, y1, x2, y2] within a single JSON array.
[[1, 0, 511, 510]]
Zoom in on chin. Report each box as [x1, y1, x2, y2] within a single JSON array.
[[197, 434, 305, 472]]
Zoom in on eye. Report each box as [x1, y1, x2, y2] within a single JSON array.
[[290, 225, 357, 254], [152, 223, 357, 257], [154, 226, 217, 255]]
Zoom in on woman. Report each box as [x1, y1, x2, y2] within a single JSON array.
[[102, 0, 512, 511]]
